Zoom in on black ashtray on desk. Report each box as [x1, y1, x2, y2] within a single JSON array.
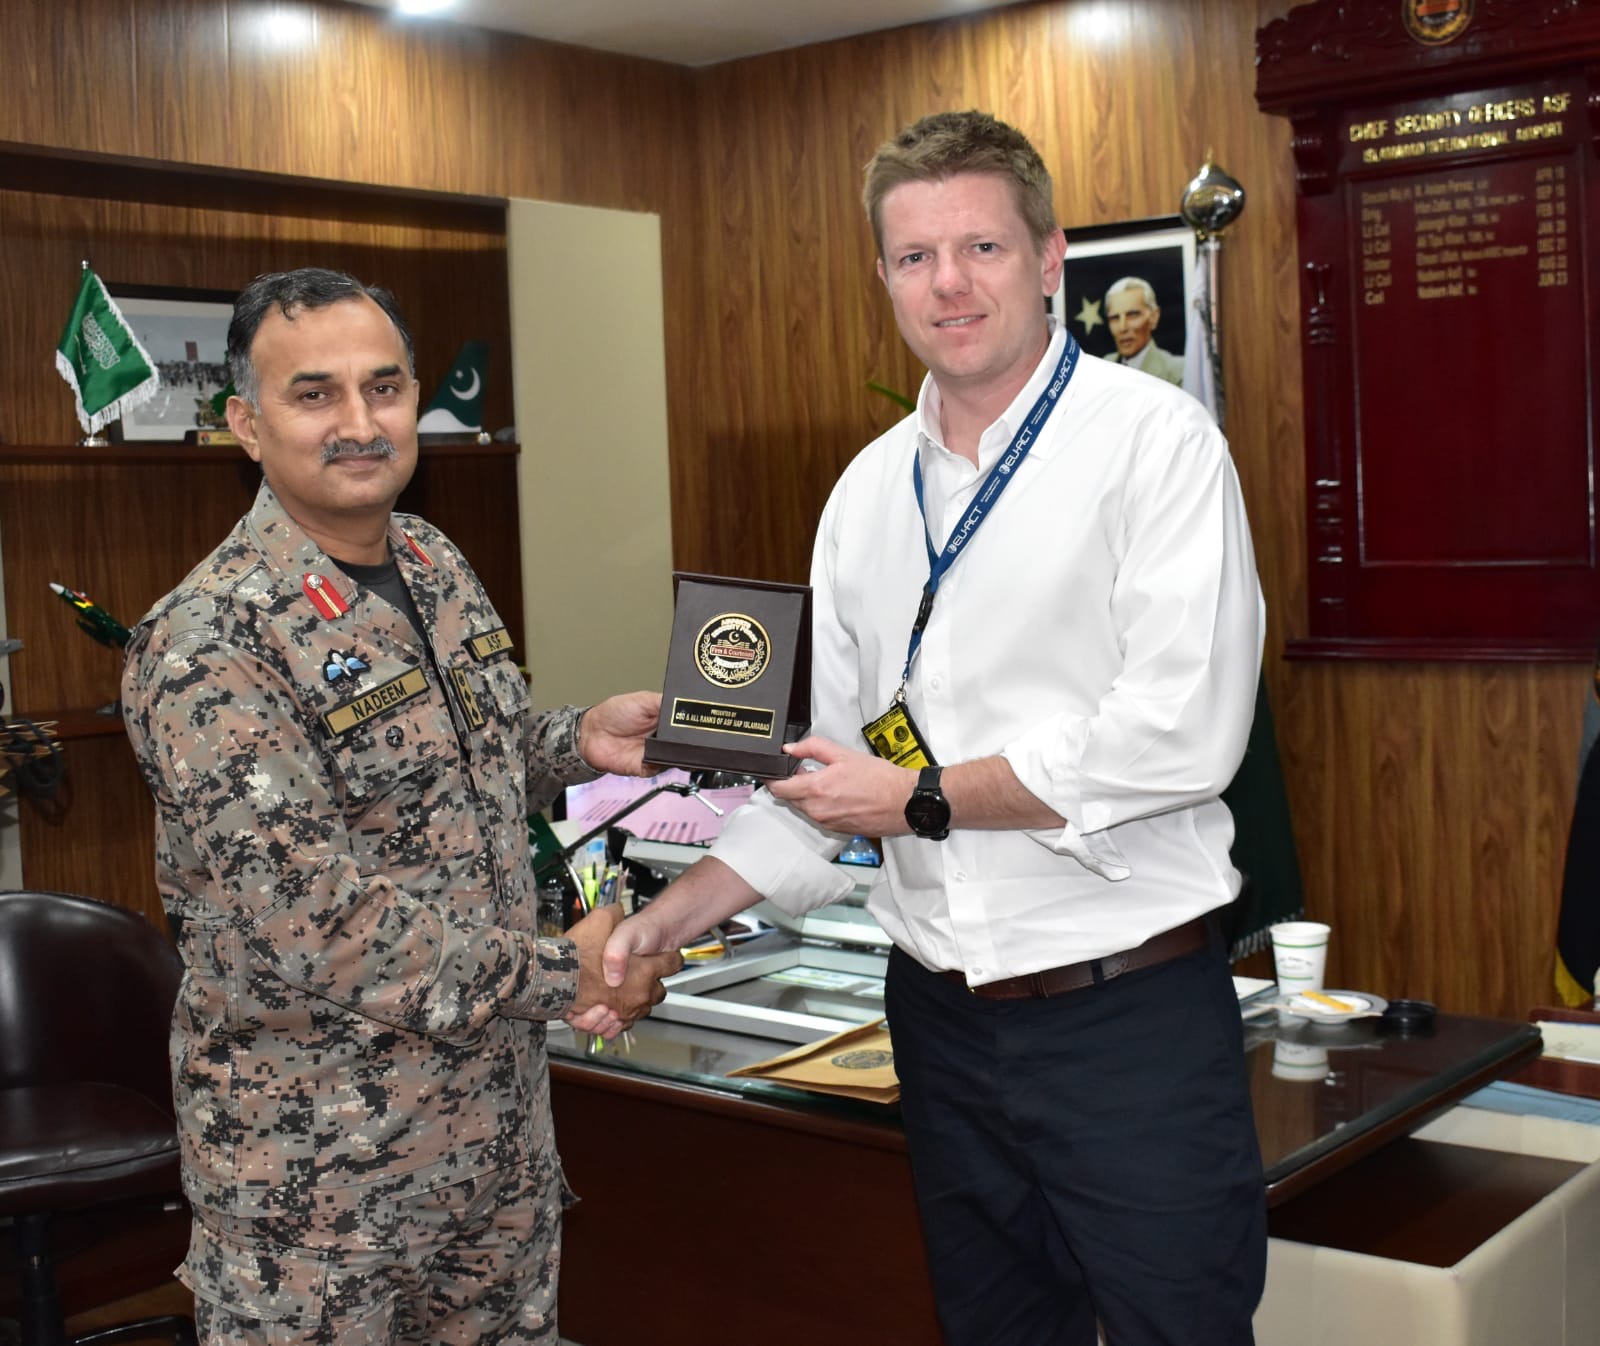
[[1377, 998, 1437, 1036]]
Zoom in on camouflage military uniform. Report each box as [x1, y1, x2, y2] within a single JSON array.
[[123, 483, 595, 1342]]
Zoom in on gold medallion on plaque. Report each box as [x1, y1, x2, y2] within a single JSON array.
[[1402, 0, 1473, 46], [645, 573, 811, 778], [695, 613, 770, 688]]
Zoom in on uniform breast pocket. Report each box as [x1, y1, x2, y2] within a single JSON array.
[[479, 656, 531, 724], [470, 657, 533, 817], [327, 694, 482, 875]]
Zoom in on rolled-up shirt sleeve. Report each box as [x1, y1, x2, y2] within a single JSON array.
[[709, 793, 855, 917], [1000, 417, 1263, 863]]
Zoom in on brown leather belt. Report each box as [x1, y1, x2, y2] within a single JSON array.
[[939, 916, 1209, 1000]]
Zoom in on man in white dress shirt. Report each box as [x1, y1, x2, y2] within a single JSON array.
[[605, 110, 1267, 1345]]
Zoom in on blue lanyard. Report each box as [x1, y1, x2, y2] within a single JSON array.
[[901, 330, 1080, 692]]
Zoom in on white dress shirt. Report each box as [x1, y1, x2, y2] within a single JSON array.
[[709, 323, 1264, 984]]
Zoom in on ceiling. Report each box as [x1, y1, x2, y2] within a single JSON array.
[[345, 0, 1024, 67]]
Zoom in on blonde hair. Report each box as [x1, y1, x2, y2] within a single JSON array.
[[862, 110, 1056, 259]]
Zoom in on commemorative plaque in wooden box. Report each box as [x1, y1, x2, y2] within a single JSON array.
[[643, 572, 812, 778]]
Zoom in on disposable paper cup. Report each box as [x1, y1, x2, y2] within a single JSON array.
[[1270, 921, 1330, 996], [1271, 1040, 1330, 1082]]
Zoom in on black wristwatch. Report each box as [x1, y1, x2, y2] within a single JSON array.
[[904, 765, 951, 840]]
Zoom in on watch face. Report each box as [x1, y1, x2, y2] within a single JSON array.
[[906, 788, 951, 837]]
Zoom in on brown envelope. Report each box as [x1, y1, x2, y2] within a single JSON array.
[[727, 1018, 899, 1103]]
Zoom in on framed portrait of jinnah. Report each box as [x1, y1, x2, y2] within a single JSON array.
[[1052, 215, 1196, 388]]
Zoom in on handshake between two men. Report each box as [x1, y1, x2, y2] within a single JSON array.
[[563, 902, 683, 1040], [557, 730, 911, 1040]]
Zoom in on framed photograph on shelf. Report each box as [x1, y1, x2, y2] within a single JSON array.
[[105, 284, 236, 442], [1052, 215, 1195, 389]]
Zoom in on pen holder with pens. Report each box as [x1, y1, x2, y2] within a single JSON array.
[[532, 776, 730, 934]]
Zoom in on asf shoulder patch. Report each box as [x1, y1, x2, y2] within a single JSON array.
[[467, 628, 513, 662]]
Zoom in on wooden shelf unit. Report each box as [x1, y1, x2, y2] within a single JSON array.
[[0, 145, 524, 924]]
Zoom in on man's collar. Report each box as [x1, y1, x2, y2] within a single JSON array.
[[915, 319, 1070, 467]]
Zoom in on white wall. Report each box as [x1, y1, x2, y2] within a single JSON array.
[[506, 198, 675, 710]]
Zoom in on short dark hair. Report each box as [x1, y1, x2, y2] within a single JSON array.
[[862, 109, 1056, 259], [227, 268, 415, 407]]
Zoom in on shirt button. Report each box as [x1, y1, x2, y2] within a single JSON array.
[[954, 871, 967, 882], [930, 676, 942, 691], [971, 966, 984, 978]]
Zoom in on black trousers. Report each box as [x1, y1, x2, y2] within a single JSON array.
[[886, 931, 1267, 1346]]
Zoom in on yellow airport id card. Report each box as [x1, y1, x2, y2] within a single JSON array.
[[862, 701, 936, 769]]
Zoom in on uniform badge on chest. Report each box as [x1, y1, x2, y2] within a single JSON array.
[[323, 648, 371, 684]]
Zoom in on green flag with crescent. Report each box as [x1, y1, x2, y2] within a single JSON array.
[[418, 341, 489, 435], [54, 268, 160, 435]]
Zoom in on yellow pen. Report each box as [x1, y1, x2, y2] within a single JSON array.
[[1299, 989, 1356, 1012]]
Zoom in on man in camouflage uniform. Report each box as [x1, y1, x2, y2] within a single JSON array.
[[122, 268, 680, 1344]]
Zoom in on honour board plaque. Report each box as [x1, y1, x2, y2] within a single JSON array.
[[1257, 1, 1600, 660]]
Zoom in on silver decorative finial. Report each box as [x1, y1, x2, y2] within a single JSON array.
[[1180, 157, 1246, 240]]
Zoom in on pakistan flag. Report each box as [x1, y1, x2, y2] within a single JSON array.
[[54, 268, 160, 435]]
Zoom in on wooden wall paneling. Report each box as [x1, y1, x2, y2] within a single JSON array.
[[544, 44, 687, 213], [2, 0, 1587, 1019], [0, 189, 512, 447], [130, 0, 233, 166], [0, 0, 692, 212], [672, 0, 1583, 1019], [16, 734, 161, 925], [0, 455, 260, 714], [6, 3, 141, 156]]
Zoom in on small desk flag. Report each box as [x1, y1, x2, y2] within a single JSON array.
[[417, 341, 488, 435], [54, 267, 160, 435]]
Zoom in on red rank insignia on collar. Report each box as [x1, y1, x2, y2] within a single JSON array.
[[402, 532, 435, 567], [303, 572, 350, 620]]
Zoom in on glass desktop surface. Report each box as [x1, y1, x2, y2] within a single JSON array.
[[1245, 1011, 1541, 1193], [696, 969, 886, 1025], [548, 1012, 892, 1119], [550, 976, 1541, 1192]]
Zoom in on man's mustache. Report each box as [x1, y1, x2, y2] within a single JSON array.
[[322, 436, 400, 465]]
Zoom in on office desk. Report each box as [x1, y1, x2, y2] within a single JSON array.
[[548, 1003, 1540, 1346], [1246, 1011, 1542, 1202]]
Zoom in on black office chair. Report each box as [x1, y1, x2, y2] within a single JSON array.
[[0, 891, 196, 1346]]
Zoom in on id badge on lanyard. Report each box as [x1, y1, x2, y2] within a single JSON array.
[[861, 330, 1080, 768], [863, 698, 937, 769]]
